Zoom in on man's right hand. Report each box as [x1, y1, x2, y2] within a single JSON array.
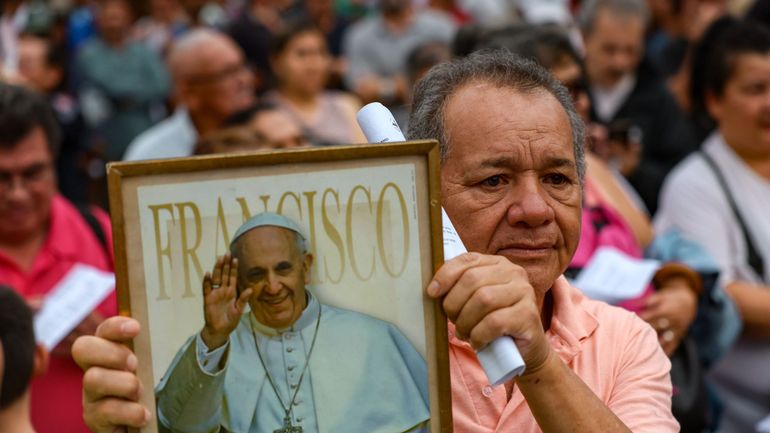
[[72, 316, 150, 433], [200, 254, 253, 349]]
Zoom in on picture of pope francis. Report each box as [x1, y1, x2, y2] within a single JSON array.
[[155, 212, 429, 433]]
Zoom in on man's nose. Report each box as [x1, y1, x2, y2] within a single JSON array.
[[264, 273, 282, 294], [505, 179, 554, 228], [4, 176, 31, 201]]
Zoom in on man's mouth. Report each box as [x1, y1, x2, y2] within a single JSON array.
[[261, 292, 291, 306]]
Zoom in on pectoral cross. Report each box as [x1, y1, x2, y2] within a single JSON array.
[[274, 416, 303, 433]]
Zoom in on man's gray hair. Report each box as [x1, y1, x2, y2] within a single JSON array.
[[407, 49, 586, 184], [577, 0, 650, 35]]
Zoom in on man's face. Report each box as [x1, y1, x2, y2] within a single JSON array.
[[0, 127, 56, 245], [583, 8, 645, 88], [235, 226, 312, 329], [441, 82, 582, 298], [251, 110, 310, 149], [18, 37, 60, 94], [184, 38, 255, 124], [707, 52, 770, 159]]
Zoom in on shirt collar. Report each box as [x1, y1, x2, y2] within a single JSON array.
[[249, 290, 320, 337]]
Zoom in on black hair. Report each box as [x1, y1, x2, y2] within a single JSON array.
[[690, 17, 770, 126], [0, 84, 61, 156], [477, 24, 581, 71], [0, 286, 36, 409], [406, 41, 450, 84], [269, 20, 325, 57]]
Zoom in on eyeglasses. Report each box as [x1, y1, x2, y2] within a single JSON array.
[[186, 63, 250, 85], [0, 162, 53, 193]]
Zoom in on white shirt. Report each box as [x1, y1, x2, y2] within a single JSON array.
[[591, 73, 636, 123], [122, 107, 197, 161], [655, 131, 770, 286]]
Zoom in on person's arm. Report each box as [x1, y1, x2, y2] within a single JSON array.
[[725, 281, 770, 338], [428, 253, 632, 433]]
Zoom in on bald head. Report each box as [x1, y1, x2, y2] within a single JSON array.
[[167, 29, 239, 82], [166, 28, 255, 126]]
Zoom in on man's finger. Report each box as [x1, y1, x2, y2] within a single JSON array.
[[442, 261, 523, 320], [468, 301, 541, 350], [220, 254, 231, 286], [84, 398, 151, 432], [84, 367, 144, 402], [452, 283, 518, 340], [94, 316, 141, 342], [203, 272, 212, 297], [427, 252, 497, 298], [73, 335, 137, 372], [211, 255, 224, 285], [235, 288, 253, 313], [229, 257, 239, 287]]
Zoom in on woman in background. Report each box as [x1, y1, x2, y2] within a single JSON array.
[[265, 21, 365, 146]]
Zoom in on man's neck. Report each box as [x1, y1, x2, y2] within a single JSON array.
[[734, 148, 770, 181], [0, 393, 36, 433]]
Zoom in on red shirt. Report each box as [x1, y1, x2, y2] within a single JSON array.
[[0, 195, 116, 433]]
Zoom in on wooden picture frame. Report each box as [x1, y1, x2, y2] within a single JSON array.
[[107, 140, 451, 433]]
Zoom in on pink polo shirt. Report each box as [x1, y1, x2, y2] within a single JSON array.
[[0, 195, 116, 433], [449, 276, 678, 433]]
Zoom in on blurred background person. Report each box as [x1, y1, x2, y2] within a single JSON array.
[[0, 286, 48, 433], [0, 83, 115, 433], [578, 0, 698, 215], [343, 0, 455, 107], [195, 101, 310, 154], [265, 21, 365, 146], [123, 28, 255, 161], [132, 0, 190, 55], [17, 33, 89, 206], [655, 19, 770, 433], [76, 0, 170, 162]]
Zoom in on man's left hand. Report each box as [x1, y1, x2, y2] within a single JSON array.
[[427, 252, 552, 372]]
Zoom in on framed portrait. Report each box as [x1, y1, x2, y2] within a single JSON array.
[[107, 140, 451, 433]]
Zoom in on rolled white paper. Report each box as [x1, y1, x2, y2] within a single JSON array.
[[356, 102, 406, 143], [355, 102, 526, 385], [441, 209, 526, 385]]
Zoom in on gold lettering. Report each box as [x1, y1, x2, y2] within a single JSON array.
[[235, 197, 252, 222], [346, 185, 375, 281], [277, 192, 302, 219], [377, 183, 410, 277], [321, 189, 345, 283], [175, 202, 204, 298], [302, 191, 321, 283], [148, 204, 175, 301], [214, 197, 231, 256], [259, 195, 271, 213]]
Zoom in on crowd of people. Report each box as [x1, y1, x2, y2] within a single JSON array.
[[0, 0, 769, 432]]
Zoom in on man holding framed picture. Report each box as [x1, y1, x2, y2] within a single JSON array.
[[73, 51, 677, 433]]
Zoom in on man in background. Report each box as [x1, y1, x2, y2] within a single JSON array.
[[0, 83, 115, 433], [123, 28, 255, 161], [579, 0, 697, 214]]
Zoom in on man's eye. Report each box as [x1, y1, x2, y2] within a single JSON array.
[[483, 175, 502, 187], [544, 173, 570, 185]]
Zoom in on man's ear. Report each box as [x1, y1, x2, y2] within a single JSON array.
[[32, 344, 49, 378], [303, 253, 314, 284], [705, 90, 723, 122]]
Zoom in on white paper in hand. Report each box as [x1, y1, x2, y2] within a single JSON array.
[[34, 263, 115, 350], [442, 209, 526, 384], [572, 247, 661, 305]]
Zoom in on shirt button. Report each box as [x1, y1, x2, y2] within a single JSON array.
[[482, 386, 493, 397], [286, 347, 294, 353], [290, 383, 298, 389], [288, 365, 296, 371], [448, 330, 454, 339], [294, 399, 302, 406], [296, 416, 304, 422]]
